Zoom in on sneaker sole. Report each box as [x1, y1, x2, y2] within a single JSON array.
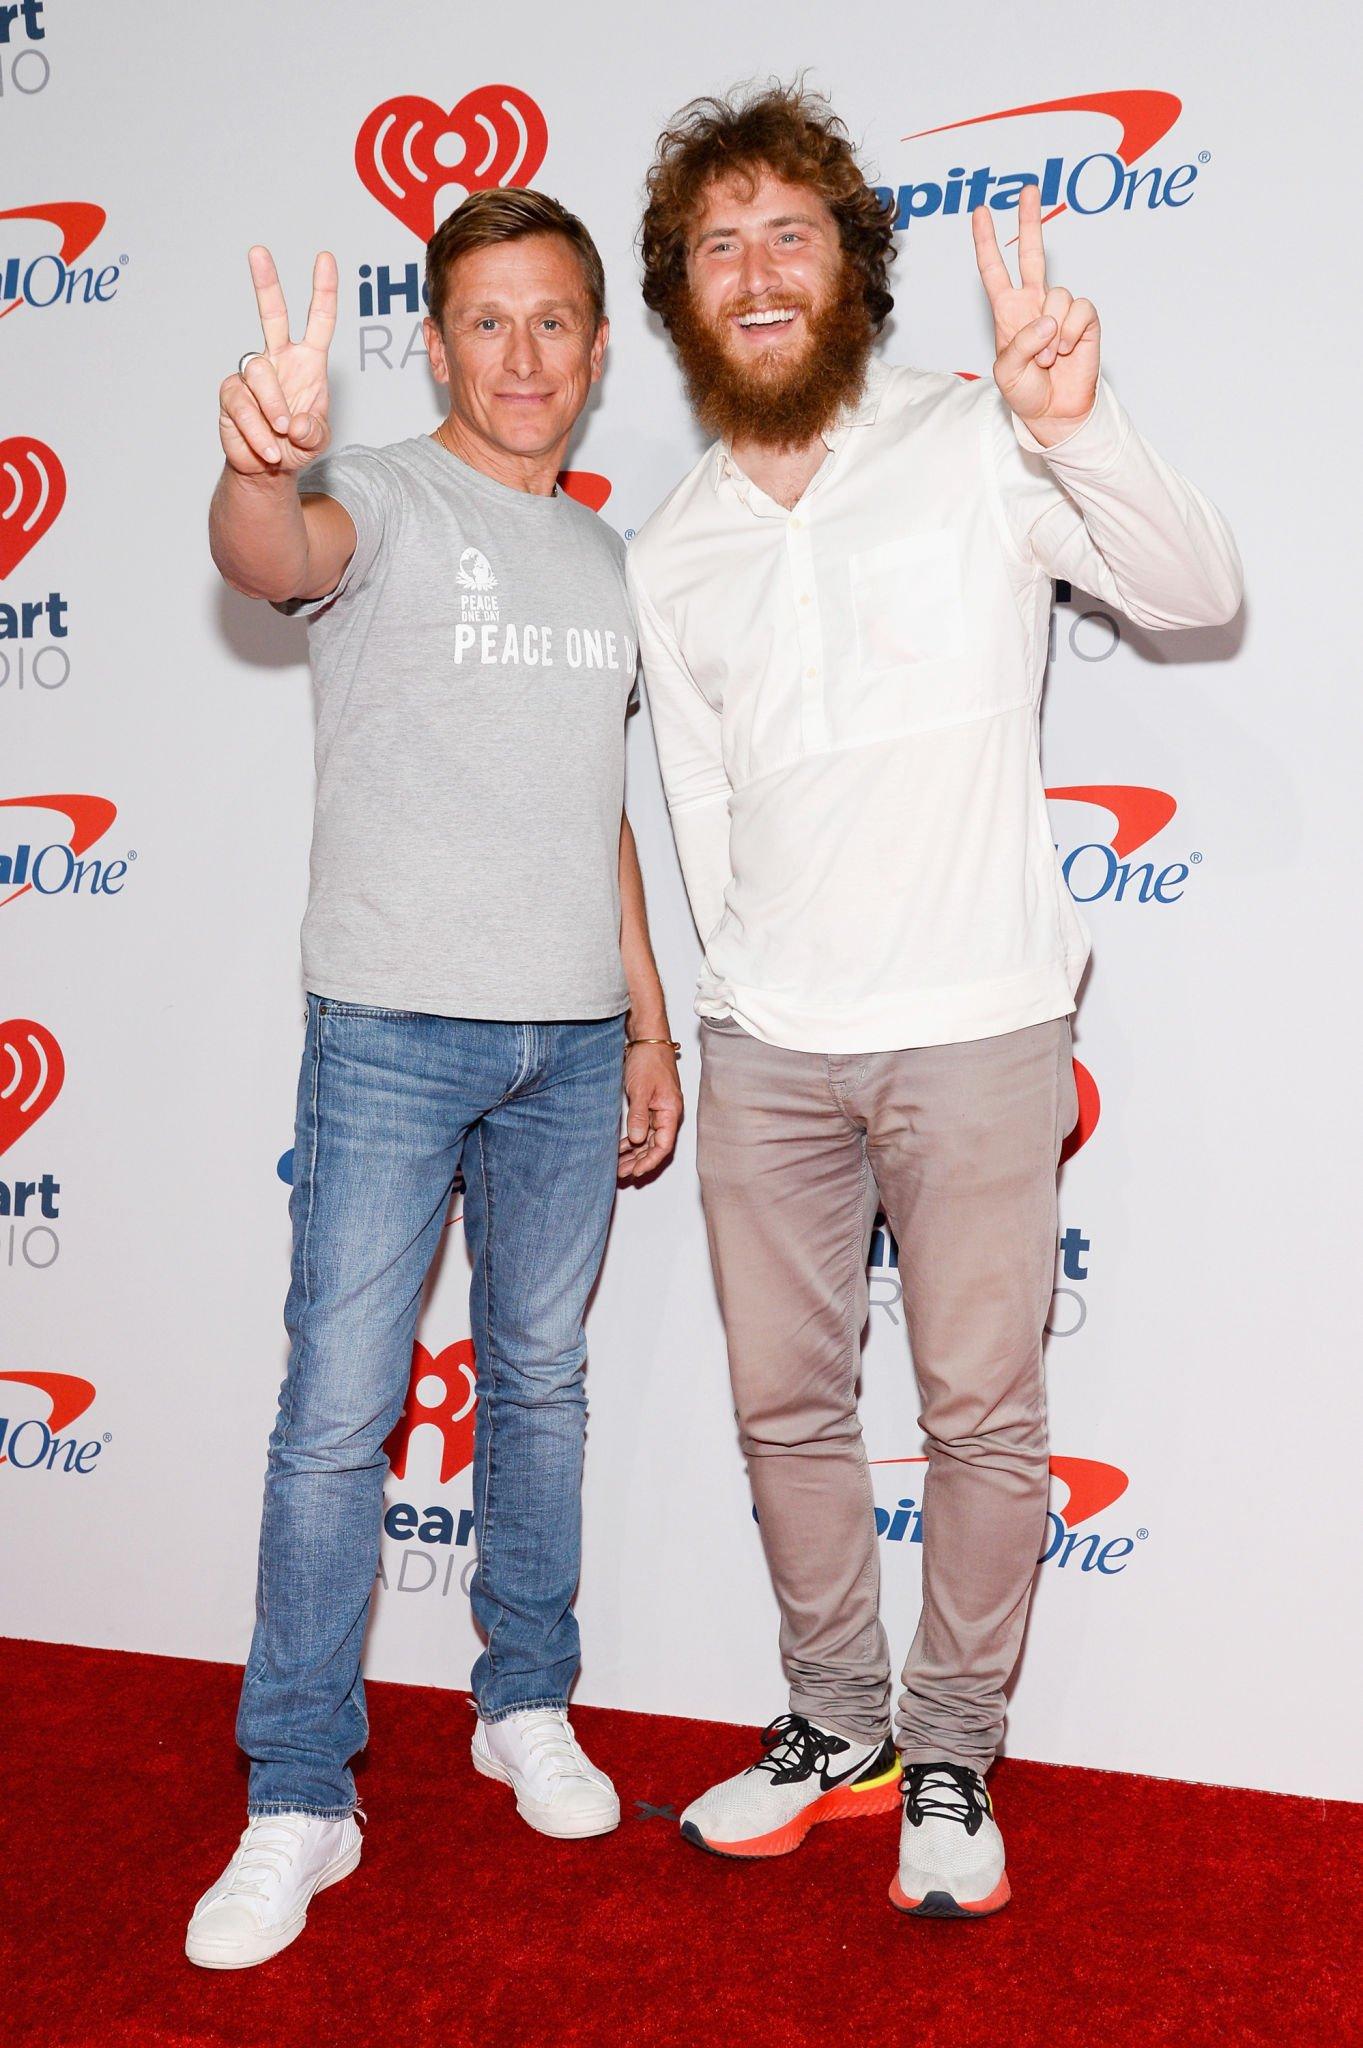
[[184, 1839, 363, 1970], [470, 1746, 620, 1839], [681, 1771, 903, 1860], [888, 1870, 1011, 1918]]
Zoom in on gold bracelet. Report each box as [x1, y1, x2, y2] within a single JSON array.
[[626, 1036, 682, 1057]]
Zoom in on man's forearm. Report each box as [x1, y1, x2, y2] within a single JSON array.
[[619, 815, 670, 1038], [209, 467, 313, 602], [1013, 382, 1243, 630]]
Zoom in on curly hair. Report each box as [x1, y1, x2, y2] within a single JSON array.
[[639, 82, 896, 335]]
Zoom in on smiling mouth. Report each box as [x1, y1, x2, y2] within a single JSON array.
[[734, 308, 800, 328]]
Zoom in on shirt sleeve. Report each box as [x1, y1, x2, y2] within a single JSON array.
[[626, 550, 734, 949], [271, 445, 402, 619], [987, 379, 1244, 629]]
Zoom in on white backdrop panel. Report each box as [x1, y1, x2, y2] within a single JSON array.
[[2, 0, 1359, 1801]]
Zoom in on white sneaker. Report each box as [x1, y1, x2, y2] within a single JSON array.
[[471, 1709, 620, 1839], [680, 1713, 900, 1859], [185, 1811, 363, 1969], [890, 1761, 1010, 1916]]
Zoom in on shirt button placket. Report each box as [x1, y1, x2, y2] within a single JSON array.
[[789, 513, 827, 751]]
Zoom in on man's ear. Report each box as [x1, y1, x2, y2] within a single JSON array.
[[424, 316, 450, 387], [590, 315, 610, 385]]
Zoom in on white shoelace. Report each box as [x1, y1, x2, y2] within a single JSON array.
[[223, 1817, 307, 1901], [516, 1711, 594, 1784]]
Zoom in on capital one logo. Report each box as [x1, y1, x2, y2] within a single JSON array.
[[878, 90, 1203, 234], [0, 203, 122, 320], [1047, 784, 1196, 907], [872, 1452, 1144, 1573], [0, 439, 65, 577], [384, 1338, 477, 1483], [0, 793, 127, 906], [0, 1369, 105, 1473], [356, 86, 548, 241]]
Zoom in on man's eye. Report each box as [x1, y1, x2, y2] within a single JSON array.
[[542, 319, 561, 332], [477, 318, 498, 331]]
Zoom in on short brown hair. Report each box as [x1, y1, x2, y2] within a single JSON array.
[[640, 82, 896, 336], [425, 187, 606, 328]]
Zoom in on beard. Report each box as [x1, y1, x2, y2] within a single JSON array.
[[669, 262, 876, 450]]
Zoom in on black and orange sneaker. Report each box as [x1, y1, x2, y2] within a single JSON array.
[[679, 1713, 900, 1859], [889, 1761, 1010, 1917]]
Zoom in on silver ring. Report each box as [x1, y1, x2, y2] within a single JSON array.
[[238, 350, 263, 376]]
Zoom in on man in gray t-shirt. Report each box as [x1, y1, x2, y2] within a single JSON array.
[[282, 434, 638, 1021], [189, 191, 683, 1972]]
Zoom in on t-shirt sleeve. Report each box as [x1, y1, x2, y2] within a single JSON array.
[[272, 445, 402, 619]]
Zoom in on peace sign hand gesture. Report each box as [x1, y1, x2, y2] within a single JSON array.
[[218, 247, 338, 478], [972, 184, 1100, 448]]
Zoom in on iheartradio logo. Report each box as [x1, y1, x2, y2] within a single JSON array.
[[356, 86, 548, 242], [557, 472, 610, 512], [0, 438, 65, 578], [0, 1020, 63, 1156], [385, 1338, 477, 1483], [1063, 1057, 1100, 1164]]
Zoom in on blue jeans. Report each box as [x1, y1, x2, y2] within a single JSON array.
[[236, 996, 625, 1817]]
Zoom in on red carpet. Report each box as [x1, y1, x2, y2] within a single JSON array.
[[3, 1637, 1359, 2048]]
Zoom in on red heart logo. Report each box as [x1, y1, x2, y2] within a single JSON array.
[[1061, 1057, 1100, 1164], [356, 87, 549, 243], [384, 1338, 477, 1483], [0, 1019, 65, 1157], [557, 471, 611, 512], [0, 439, 66, 579]]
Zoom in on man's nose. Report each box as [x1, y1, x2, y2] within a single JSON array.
[[737, 239, 782, 299], [504, 323, 543, 378]]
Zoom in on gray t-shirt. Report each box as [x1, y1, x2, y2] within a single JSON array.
[[284, 436, 635, 1019]]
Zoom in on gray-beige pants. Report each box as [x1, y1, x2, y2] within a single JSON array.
[[697, 1015, 1078, 1774]]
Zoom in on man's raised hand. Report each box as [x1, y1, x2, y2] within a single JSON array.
[[218, 248, 338, 477], [971, 184, 1100, 446]]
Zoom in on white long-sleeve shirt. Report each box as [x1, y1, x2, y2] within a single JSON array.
[[627, 361, 1242, 1053]]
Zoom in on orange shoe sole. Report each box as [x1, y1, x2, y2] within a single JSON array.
[[682, 1769, 902, 1860], [888, 1869, 1011, 1917]]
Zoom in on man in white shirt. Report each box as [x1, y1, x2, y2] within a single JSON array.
[[629, 84, 1241, 1917]]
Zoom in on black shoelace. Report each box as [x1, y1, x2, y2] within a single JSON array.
[[748, 1713, 850, 1786], [902, 1761, 991, 1836]]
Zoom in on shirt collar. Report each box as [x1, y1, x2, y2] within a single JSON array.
[[830, 354, 891, 440], [711, 355, 891, 494]]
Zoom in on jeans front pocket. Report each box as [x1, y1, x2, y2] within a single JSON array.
[[316, 1000, 424, 1022]]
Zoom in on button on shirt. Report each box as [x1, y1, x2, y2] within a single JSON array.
[[627, 362, 1242, 1053]]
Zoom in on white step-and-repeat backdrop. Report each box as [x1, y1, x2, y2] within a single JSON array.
[[4, 1, 1359, 1801]]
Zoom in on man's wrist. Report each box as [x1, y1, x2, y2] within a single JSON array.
[[1020, 414, 1088, 451], [223, 464, 303, 501], [626, 1016, 672, 1043], [1012, 381, 1116, 464], [625, 986, 670, 1040]]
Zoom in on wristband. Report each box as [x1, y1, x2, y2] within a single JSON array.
[[626, 1037, 682, 1057]]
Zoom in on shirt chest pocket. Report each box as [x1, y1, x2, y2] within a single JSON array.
[[849, 530, 964, 673]]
